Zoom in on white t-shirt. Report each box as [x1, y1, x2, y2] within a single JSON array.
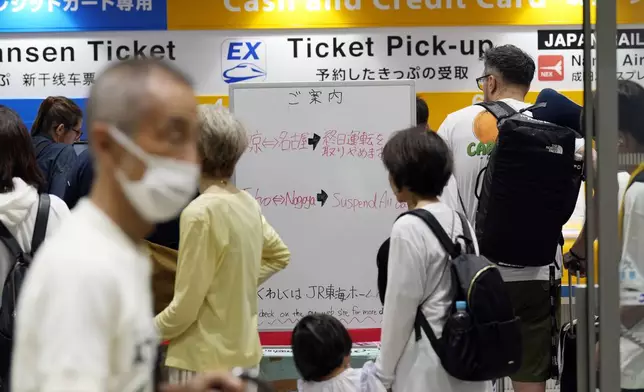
[[619, 173, 644, 389], [12, 199, 158, 392], [375, 202, 491, 392], [297, 362, 386, 392], [437, 99, 563, 282]]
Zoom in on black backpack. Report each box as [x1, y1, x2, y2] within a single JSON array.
[[377, 208, 522, 381], [475, 101, 583, 267], [0, 193, 50, 386]]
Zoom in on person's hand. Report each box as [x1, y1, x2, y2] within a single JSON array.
[[161, 371, 245, 392], [563, 250, 587, 277]]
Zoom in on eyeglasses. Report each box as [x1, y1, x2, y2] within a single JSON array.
[[70, 127, 83, 141], [476, 74, 491, 91]]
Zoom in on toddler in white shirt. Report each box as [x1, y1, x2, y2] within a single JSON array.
[[292, 314, 385, 392]]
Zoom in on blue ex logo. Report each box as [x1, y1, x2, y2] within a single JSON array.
[[227, 42, 261, 61], [222, 40, 267, 84]]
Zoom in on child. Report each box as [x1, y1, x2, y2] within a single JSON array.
[[292, 314, 386, 392]]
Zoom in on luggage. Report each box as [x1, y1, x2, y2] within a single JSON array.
[[475, 101, 583, 267], [558, 272, 599, 392]]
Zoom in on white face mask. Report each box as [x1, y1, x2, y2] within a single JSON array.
[[109, 127, 200, 223]]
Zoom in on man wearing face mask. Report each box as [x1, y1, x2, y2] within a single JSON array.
[[11, 59, 245, 392]]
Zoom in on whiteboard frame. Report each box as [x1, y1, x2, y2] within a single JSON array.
[[228, 80, 417, 184]]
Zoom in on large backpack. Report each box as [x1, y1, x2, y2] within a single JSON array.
[[0, 193, 50, 386], [377, 208, 522, 381], [474, 101, 583, 267]]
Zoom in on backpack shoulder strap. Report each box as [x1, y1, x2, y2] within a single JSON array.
[[31, 193, 50, 256], [476, 101, 517, 120], [0, 222, 25, 263], [403, 209, 460, 259]]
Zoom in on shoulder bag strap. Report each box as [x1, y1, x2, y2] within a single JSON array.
[[454, 212, 476, 254], [476, 101, 517, 120], [456, 187, 468, 218], [519, 102, 547, 114], [404, 209, 460, 259], [30, 193, 50, 256]]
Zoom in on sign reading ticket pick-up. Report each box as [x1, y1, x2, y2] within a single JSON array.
[[0, 0, 167, 33]]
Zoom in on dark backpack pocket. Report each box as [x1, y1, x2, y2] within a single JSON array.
[[442, 319, 478, 380], [476, 318, 522, 379]]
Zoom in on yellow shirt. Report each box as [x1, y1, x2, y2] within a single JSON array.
[[154, 185, 290, 372]]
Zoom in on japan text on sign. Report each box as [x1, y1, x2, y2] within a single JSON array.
[[167, 0, 643, 30], [0, 0, 166, 32]]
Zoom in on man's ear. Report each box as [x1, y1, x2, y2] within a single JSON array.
[[489, 76, 498, 96], [90, 122, 119, 169]]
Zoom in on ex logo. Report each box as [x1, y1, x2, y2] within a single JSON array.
[[227, 42, 262, 61], [221, 39, 267, 84]]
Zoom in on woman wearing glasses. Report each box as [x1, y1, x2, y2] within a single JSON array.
[[30, 96, 83, 200]]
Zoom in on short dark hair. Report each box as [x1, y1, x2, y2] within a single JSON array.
[[482, 45, 535, 88], [617, 80, 644, 145], [31, 96, 83, 138], [292, 314, 352, 382], [382, 127, 452, 199], [416, 96, 429, 126], [0, 106, 45, 192]]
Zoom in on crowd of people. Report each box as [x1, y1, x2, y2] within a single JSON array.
[[0, 44, 640, 392]]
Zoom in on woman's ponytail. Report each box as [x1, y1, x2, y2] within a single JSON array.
[[30, 96, 83, 139], [30, 96, 56, 137]]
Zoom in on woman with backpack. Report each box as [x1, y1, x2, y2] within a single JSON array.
[[375, 126, 491, 392], [30, 96, 83, 200], [0, 105, 70, 391]]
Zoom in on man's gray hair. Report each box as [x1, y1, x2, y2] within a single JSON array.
[[197, 105, 248, 178], [86, 58, 192, 135]]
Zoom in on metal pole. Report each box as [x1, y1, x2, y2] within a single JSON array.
[[595, 0, 621, 390], [581, 0, 596, 390], [576, 286, 589, 392]]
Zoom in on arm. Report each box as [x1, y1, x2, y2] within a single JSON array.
[[49, 146, 78, 200], [64, 151, 94, 209], [360, 362, 387, 392], [568, 145, 599, 259], [12, 264, 116, 392], [258, 214, 290, 286], [375, 232, 426, 388], [154, 214, 219, 340]]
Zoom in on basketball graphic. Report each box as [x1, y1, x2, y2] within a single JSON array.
[[472, 111, 499, 144]]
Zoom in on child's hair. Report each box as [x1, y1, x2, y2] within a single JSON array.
[[291, 314, 352, 382]]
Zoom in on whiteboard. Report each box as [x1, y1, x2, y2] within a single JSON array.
[[230, 81, 416, 331]]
